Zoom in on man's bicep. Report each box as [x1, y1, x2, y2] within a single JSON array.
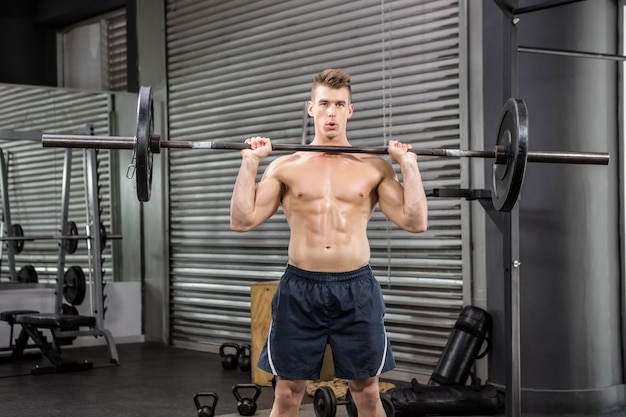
[[252, 176, 283, 223], [377, 176, 405, 221]]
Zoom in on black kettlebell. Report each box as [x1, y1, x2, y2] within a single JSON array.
[[193, 392, 218, 417], [220, 343, 241, 370], [233, 383, 261, 416], [238, 344, 252, 371]]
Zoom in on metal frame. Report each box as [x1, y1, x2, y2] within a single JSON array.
[[0, 148, 17, 282], [0, 128, 119, 364], [49, 148, 119, 364], [493, 1, 622, 416]]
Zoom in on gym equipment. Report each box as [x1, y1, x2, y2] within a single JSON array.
[[63, 266, 86, 306], [66, 221, 79, 254], [0, 310, 41, 361], [232, 383, 261, 416], [238, 344, 252, 372], [41, 87, 609, 206], [11, 148, 119, 374], [17, 265, 38, 283], [385, 378, 504, 417], [193, 392, 219, 417], [14, 310, 96, 373], [11, 224, 24, 254], [313, 386, 395, 417], [220, 343, 241, 370], [428, 306, 492, 387], [54, 304, 79, 345], [2, 221, 121, 252]]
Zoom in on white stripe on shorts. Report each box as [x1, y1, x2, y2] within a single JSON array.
[[266, 319, 277, 375], [376, 333, 389, 375]]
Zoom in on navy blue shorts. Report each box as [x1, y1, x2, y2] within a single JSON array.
[[257, 264, 396, 380]]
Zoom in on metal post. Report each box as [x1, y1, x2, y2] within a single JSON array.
[[83, 148, 119, 363], [84, 149, 104, 328], [0, 149, 16, 282], [504, 3, 522, 417], [55, 149, 73, 314]]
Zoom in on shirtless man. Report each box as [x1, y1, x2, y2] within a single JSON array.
[[230, 68, 428, 417]]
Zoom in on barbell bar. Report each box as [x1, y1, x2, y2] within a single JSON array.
[[2, 221, 121, 256], [0, 235, 123, 241], [40, 133, 609, 164], [41, 86, 610, 210]]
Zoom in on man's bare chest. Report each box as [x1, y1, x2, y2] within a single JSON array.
[[279, 155, 381, 203]]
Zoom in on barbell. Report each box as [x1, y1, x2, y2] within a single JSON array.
[[41, 86, 609, 210]]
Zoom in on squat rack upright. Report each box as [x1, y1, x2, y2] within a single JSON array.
[[491, 1, 626, 416]]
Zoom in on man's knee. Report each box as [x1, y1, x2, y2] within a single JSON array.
[[349, 378, 380, 402], [273, 377, 306, 407], [349, 377, 378, 392]]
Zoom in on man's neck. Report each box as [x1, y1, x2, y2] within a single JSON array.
[[310, 135, 351, 147]]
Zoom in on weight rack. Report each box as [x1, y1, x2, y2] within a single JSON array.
[[0, 129, 119, 371]]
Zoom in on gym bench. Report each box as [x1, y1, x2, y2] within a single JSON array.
[[13, 312, 119, 374], [0, 309, 41, 362]]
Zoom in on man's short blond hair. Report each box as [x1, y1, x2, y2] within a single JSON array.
[[311, 68, 352, 103]]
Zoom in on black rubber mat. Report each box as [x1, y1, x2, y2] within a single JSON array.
[[1, 342, 624, 417], [0, 342, 280, 417]]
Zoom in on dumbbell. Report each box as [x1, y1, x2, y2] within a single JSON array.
[[193, 392, 218, 417], [233, 383, 261, 416], [314, 386, 395, 417], [220, 343, 241, 370]]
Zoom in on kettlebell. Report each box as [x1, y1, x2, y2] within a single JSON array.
[[233, 383, 261, 416], [238, 344, 252, 371], [193, 391, 218, 417], [220, 343, 241, 370]]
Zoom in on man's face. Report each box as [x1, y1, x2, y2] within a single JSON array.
[[308, 85, 354, 140]]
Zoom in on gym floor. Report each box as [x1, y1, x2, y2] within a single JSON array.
[[0, 342, 286, 417], [2, 342, 626, 417]]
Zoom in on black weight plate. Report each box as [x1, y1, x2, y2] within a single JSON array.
[[345, 390, 358, 417], [63, 265, 86, 306], [11, 223, 24, 254], [57, 303, 79, 345], [491, 98, 528, 212], [66, 221, 79, 254], [136, 86, 154, 202], [313, 386, 336, 417], [17, 264, 37, 283], [61, 303, 78, 316]]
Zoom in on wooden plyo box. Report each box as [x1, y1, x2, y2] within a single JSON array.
[[250, 280, 334, 386]]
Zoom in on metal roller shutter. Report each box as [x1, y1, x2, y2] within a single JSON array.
[[0, 85, 114, 289], [105, 10, 128, 92], [166, 0, 464, 379]]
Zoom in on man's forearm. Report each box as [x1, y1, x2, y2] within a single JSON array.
[[398, 157, 428, 228], [230, 156, 261, 231]]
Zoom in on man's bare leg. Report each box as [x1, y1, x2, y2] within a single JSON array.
[[348, 377, 386, 417], [269, 377, 307, 417]]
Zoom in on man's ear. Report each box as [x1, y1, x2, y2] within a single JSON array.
[[307, 100, 314, 117], [347, 103, 354, 118]]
